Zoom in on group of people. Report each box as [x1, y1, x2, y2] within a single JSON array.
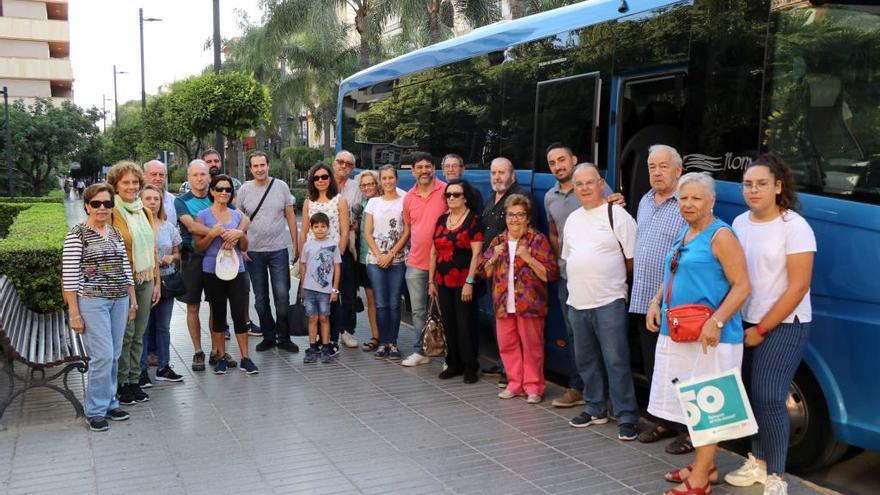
[[61, 143, 813, 495]]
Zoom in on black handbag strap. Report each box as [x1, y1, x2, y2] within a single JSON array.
[[248, 178, 275, 222]]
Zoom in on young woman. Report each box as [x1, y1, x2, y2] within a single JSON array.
[[726, 154, 816, 495], [194, 175, 256, 375]]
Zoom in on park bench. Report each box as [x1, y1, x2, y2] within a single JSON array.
[[0, 275, 89, 421]]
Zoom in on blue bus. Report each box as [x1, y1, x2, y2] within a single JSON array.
[[336, 0, 880, 471]]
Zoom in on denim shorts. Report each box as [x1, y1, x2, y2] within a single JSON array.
[[303, 289, 331, 316]]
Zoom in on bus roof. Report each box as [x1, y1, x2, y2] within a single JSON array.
[[338, 0, 678, 96]]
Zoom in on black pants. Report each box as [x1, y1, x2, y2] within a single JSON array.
[[330, 250, 357, 341], [204, 272, 249, 334], [436, 285, 479, 374]]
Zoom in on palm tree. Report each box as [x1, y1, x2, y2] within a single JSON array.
[[386, 0, 500, 45]]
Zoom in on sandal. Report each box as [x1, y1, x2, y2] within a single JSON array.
[[361, 338, 380, 352], [665, 465, 720, 485], [664, 478, 712, 495], [638, 422, 678, 443], [665, 435, 695, 455]]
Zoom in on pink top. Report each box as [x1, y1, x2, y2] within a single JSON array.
[[403, 178, 447, 270]]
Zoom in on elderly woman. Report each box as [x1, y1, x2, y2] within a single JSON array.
[[428, 179, 484, 383], [482, 194, 557, 404], [364, 165, 411, 360], [646, 173, 750, 495], [353, 170, 381, 352], [726, 155, 816, 495], [107, 161, 160, 406], [62, 183, 136, 431]]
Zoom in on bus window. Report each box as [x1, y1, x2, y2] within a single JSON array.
[[763, 5, 880, 204], [533, 73, 601, 174]]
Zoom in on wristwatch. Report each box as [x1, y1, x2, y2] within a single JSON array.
[[331, 288, 339, 294], [710, 315, 724, 329]]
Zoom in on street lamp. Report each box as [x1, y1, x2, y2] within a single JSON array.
[[139, 8, 162, 112], [101, 94, 112, 132], [113, 65, 127, 127]]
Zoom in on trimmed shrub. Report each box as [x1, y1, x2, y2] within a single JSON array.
[[0, 196, 64, 204], [0, 202, 68, 312], [0, 203, 28, 237]]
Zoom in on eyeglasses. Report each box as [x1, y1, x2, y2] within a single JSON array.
[[505, 212, 527, 219], [213, 187, 233, 193], [88, 200, 114, 209], [360, 182, 377, 188], [574, 179, 599, 188], [312, 174, 330, 182], [742, 180, 774, 191], [335, 159, 355, 168], [444, 192, 464, 199]]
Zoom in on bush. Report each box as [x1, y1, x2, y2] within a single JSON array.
[[168, 182, 183, 194], [290, 185, 307, 211], [0, 196, 64, 204], [0, 202, 68, 312], [46, 189, 65, 200], [0, 203, 28, 237], [170, 165, 187, 184]]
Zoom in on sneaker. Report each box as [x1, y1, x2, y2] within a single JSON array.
[[320, 346, 332, 363], [278, 341, 300, 353], [192, 351, 206, 372], [374, 345, 389, 359], [497, 372, 508, 389], [214, 358, 228, 375], [255, 339, 276, 352], [329, 342, 340, 356], [763, 475, 788, 495], [569, 412, 609, 428], [618, 423, 638, 441], [247, 320, 262, 336], [239, 357, 259, 375], [156, 365, 183, 382], [223, 353, 237, 368], [88, 416, 110, 432], [387, 344, 402, 361], [208, 351, 219, 366], [138, 369, 152, 389], [117, 384, 136, 406], [401, 353, 431, 367], [526, 394, 543, 404], [552, 388, 587, 408], [341, 332, 358, 348], [725, 453, 768, 487], [130, 383, 149, 403], [463, 371, 479, 384], [304, 347, 318, 364], [498, 389, 521, 399], [105, 408, 130, 421], [438, 368, 462, 379]]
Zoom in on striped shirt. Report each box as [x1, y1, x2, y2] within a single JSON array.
[[629, 190, 686, 315], [62, 224, 134, 299]]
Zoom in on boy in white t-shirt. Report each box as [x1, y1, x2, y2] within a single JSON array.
[[299, 212, 341, 364]]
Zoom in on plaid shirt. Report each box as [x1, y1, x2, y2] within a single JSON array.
[[629, 190, 686, 314]]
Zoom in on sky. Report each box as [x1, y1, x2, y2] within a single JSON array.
[[70, 0, 264, 121]]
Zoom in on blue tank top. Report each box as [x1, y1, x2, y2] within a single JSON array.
[[659, 218, 743, 344]]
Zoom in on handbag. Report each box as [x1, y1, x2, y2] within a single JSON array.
[[159, 270, 186, 299], [215, 248, 240, 281], [288, 293, 308, 337], [420, 296, 447, 357], [665, 243, 713, 342]]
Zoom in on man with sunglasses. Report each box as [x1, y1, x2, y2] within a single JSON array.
[[331, 150, 362, 348]]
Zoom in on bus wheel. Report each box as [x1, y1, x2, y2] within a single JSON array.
[[786, 366, 849, 472]]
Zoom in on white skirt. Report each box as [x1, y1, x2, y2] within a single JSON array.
[[647, 335, 744, 425]]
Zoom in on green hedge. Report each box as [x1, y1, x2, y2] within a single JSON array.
[[169, 182, 183, 194], [0, 203, 28, 237], [290, 185, 307, 211], [0, 196, 64, 204], [0, 202, 68, 313]]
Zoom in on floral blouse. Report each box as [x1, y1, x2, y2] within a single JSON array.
[[481, 228, 558, 319], [432, 210, 484, 287]]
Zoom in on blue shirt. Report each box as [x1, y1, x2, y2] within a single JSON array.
[[659, 218, 743, 344], [196, 208, 245, 274], [629, 190, 687, 314]]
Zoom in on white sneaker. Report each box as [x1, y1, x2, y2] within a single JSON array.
[[340, 332, 358, 348], [724, 453, 768, 487], [401, 353, 431, 367], [763, 475, 787, 495], [497, 389, 519, 399]]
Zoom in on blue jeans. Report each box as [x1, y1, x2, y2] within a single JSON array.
[[78, 295, 128, 418], [246, 248, 291, 343], [405, 267, 429, 353], [366, 263, 406, 345], [141, 296, 174, 370], [303, 289, 331, 316], [558, 280, 584, 392], [568, 298, 639, 425]]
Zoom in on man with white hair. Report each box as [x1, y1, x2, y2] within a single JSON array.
[[143, 160, 177, 225], [482, 157, 530, 247], [629, 144, 690, 452]]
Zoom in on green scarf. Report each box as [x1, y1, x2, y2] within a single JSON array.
[[116, 195, 155, 282]]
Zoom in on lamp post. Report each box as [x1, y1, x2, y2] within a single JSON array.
[[212, 0, 224, 164], [1, 86, 12, 197], [113, 65, 127, 127], [101, 94, 112, 132], [139, 8, 162, 113]]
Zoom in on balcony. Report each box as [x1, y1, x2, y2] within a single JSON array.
[[0, 57, 72, 81], [0, 17, 69, 43]]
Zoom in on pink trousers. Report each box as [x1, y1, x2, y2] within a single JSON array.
[[496, 315, 545, 395]]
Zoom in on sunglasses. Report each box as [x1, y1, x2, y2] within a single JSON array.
[[444, 192, 464, 199], [88, 200, 114, 209], [213, 187, 233, 193], [312, 174, 331, 182]]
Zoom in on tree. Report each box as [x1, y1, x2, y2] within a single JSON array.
[[387, 0, 500, 45], [142, 91, 203, 162], [102, 101, 152, 164]]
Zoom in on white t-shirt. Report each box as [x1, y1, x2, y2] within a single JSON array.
[[562, 204, 636, 310], [732, 210, 816, 323], [507, 240, 517, 313], [364, 195, 407, 265]]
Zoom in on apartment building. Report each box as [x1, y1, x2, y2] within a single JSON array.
[[0, 0, 72, 106]]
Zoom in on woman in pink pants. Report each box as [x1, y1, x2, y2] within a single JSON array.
[[481, 194, 558, 404]]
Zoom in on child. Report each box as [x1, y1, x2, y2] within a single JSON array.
[[299, 212, 342, 363]]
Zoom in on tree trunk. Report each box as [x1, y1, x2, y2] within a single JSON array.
[[509, 0, 525, 19], [355, 2, 371, 69], [452, 0, 470, 36], [428, 0, 442, 44]]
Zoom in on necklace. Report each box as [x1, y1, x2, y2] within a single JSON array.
[[447, 209, 467, 229]]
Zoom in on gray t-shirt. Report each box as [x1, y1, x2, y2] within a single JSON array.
[[301, 237, 341, 293], [236, 178, 293, 252]]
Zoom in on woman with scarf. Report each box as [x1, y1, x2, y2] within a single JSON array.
[[107, 161, 160, 406]]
